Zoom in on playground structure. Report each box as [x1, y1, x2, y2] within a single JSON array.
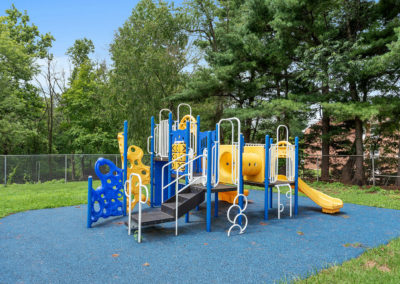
[[87, 104, 343, 242]]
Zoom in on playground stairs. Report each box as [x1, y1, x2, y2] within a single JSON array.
[[130, 184, 236, 227], [130, 186, 205, 227]]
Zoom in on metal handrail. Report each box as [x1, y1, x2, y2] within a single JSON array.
[[125, 173, 149, 243], [215, 117, 241, 188], [147, 136, 153, 154], [161, 152, 193, 203], [174, 154, 205, 236], [159, 108, 172, 123]]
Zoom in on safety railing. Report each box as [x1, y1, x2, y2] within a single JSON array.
[[161, 151, 193, 203], [270, 125, 295, 183], [125, 173, 149, 243], [214, 117, 241, 187], [275, 184, 292, 219], [174, 154, 205, 236]]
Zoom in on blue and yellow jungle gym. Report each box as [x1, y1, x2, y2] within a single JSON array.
[[87, 104, 343, 242]]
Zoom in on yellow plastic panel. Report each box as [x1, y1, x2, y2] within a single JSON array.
[[218, 145, 265, 184]]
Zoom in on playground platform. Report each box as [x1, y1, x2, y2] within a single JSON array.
[[1, 190, 400, 283]]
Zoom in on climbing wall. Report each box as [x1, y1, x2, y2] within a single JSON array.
[[87, 158, 124, 227]]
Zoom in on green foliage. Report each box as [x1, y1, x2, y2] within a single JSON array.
[[0, 5, 53, 155], [109, 0, 190, 148], [60, 61, 117, 153]]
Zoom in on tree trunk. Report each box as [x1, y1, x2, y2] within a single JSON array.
[[352, 117, 365, 185], [341, 156, 356, 184], [244, 118, 252, 142], [321, 113, 330, 181], [341, 141, 356, 184]]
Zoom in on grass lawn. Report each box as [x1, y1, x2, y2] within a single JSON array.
[[0, 180, 99, 218], [295, 181, 400, 283], [0, 180, 399, 282]]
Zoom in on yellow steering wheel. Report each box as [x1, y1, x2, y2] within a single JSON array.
[[178, 115, 197, 132]]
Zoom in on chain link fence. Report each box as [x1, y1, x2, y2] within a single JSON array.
[[0, 154, 151, 185], [301, 154, 400, 187], [1, 153, 398, 187]]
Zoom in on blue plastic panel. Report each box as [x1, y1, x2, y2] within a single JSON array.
[[88, 158, 124, 227]]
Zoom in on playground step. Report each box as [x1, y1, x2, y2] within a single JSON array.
[[131, 209, 174, 226], [161, 189, 205, 217], [189, 183, 237, 193], [131, 187, 205, 227]]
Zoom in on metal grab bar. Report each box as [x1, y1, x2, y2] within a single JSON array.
[[147, 136, 153, 154], [174, 154, 205, 236], [177, 103, 192, 124], [215, 117, 241, 188], [161, 152, 193, 203], [125, 173, 149, 243], [276, 184, 292, 219]]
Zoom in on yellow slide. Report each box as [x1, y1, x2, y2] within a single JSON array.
[[278, 175, 343, 214]]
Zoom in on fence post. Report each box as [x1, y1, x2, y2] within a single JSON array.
[[371, 152, 375, 186], [4, 156, 6, 186], [316, 156, 319, 182], [38, 162, 40, 183], [65, 155, 67, 183]]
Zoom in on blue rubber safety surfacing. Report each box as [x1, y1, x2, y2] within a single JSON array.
[[1, 190, 400, 283]]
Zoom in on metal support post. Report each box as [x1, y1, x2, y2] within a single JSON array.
[[206, 131, 212, 232], [65, 155, 67, 183], [264, 135, 270, 220], [371, 153, 375, 186]]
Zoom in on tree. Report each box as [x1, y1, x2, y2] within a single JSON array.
[[323, 0, 400, 185], [66, 38, 94, 81], [180, 0, 309, 142], [109, 0, 190, 147], [0, 5, 53, 154]]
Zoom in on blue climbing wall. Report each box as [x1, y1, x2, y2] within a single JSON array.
[[87, 158, 124, 227]]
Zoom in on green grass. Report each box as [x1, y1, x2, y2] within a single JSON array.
[[0, 180, 99, 218], [293, 181, 400, 283], [296, 238, 400, 283]]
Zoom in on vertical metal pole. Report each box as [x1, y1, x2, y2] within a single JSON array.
[[371, 152, 375, 186], [4, 156, 6, 186], [215, 123, 219, 184], [270, 138, 273, 209], [168, 112, 173, 199], [87, 176, 93, 228], [150, 116, 155, 207], [264, 135, 270, 220], [294, 137, 299, 216], [238, 134, 244, 225], [38, 162, 40, 183], [214, 193, 218, 217], [206, 131, 212, 232], [316, 156, 319, 182], [214, 123, 219, 218], [123, 120, 128, 216], [185, 120, 190, 223], [196, 115, 200, 172], [65, 155, 67, 183]]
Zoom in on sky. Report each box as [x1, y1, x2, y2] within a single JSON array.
[[0, 0, 141, 63]]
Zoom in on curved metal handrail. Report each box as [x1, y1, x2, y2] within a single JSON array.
[[125, 173, 149, 243]]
